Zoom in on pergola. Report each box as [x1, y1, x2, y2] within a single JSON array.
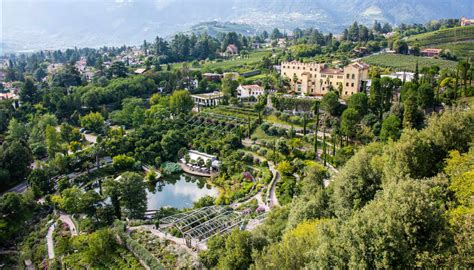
[[183, 211, 244, 247], [159, 206, 226, 230], [158, 206, 248, 248]]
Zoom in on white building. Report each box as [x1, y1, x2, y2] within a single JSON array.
[[191, 91, 224, 107], [381, 71, 416, 82], [237, 84, 265, 98], [134, 68, 147, 74], [182, 150, 220, 168]]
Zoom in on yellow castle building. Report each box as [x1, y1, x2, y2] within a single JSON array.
[[281, 61, 370, 97]]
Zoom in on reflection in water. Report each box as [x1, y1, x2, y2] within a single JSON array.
[[146, 173, 218, 210]]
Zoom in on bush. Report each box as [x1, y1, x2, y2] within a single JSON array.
[[112, 155, 135, 171], [260, 123, 270, 132], [333, 146, 355, 167]]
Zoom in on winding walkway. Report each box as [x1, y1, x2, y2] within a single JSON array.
[[45, 214, 78, 261], [231, 190, 269, 211], [59, 214, 78, 236], [267, 161, 281, 208], [46, 221, 55, 259]]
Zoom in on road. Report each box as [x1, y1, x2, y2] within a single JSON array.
[[1, 181, 28, 196]]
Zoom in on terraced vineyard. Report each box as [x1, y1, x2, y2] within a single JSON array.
[[406, 25, 474, 59], [364, 53, 457, 71], [406, 25, 474, 46], [436, 42, 474, 59]]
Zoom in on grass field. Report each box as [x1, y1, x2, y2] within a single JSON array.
[[363, 53, 457, 71], [406, 25, 474, 59]]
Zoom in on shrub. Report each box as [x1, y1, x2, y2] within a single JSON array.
[[112, 155, 136, 171]]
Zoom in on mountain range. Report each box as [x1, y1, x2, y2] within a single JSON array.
[[2, 0, 473, 53]]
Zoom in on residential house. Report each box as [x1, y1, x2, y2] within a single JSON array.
[[226, 44, 239, 55], [0, 92, 19, 101], [203, 73, 223, 82], [277, 38, 287, 48], [237, 84, 265, 98], [420, 48, 442, 57], [461, 16, 474, 26], [47, 63, 64, 74], [134, 68, 147, 74], [74, 58, 87, 73]]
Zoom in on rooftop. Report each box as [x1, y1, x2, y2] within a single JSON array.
[[421, 48, 442, 53], [188, 150, 217, 160], [239, 84, 264, 90], [191, 91, 224, 99], [351, 62, 370, 70], [321, 68, 344, 75], [134, 68, 147, 74]]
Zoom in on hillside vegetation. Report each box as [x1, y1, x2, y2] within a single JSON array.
[[188, 21, 257, 37], [363, 53, 457, 71], [406, 25, 474, 59], [406, 25, 474, 46]]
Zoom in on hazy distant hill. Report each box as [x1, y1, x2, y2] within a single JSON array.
[[2, 0, 473, 52], [187, 22, 257, 37]]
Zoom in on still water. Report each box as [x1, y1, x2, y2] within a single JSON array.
[[146, 173, 218, 210]]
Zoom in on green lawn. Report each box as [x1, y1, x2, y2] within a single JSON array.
[[363, 53, 457, 71]]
